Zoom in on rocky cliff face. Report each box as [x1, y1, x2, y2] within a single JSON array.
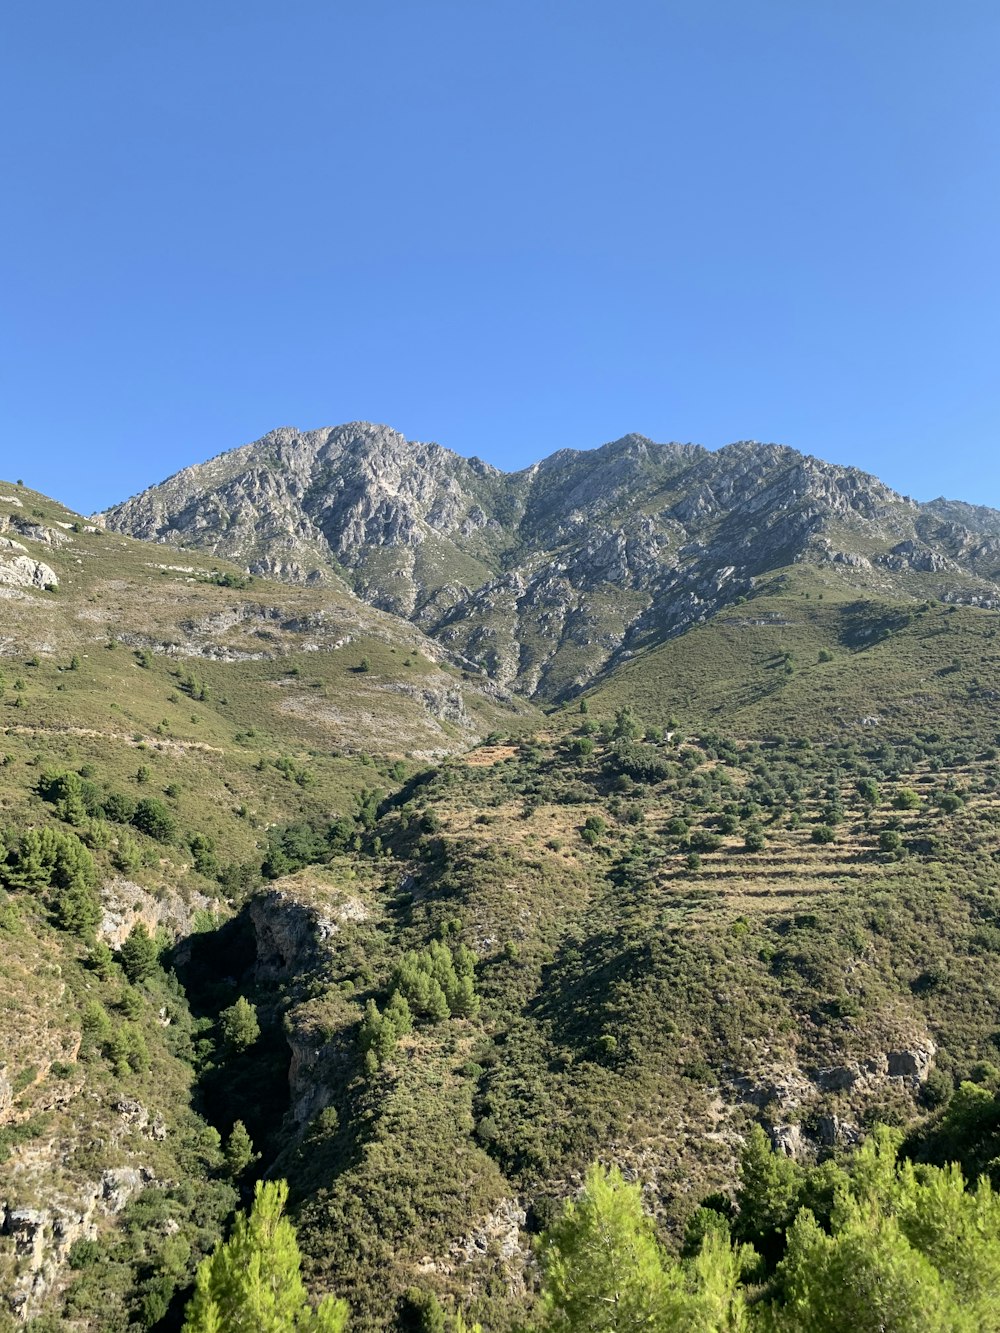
[[104, 424, 1000, 697]]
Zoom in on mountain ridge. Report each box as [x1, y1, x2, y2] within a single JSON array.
[[102, 424, 1000, 699]]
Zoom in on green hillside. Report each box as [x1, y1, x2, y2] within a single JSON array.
[[4, 476, 1000, 1331], [585, 565, 1000, 741]]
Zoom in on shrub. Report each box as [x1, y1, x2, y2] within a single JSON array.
[[744, 825, 766, 853], [132, 797, 176, 842], [102, 790, 137, 824]]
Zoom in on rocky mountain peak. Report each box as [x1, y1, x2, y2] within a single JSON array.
[[103, 424, 1000, 698]]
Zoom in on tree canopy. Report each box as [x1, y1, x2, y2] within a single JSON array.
[[183, 1179, 347, 1333]]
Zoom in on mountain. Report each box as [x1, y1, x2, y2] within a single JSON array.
[[5, 448, 1000, 1330], [103, 423, 1000, 699]]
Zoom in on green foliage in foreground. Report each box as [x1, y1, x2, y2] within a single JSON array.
[[537, 1129, 1000, 1332], [183, 1179, 347, 1333], [537, 1162, 752, 1331]]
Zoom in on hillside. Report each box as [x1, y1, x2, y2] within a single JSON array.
[[3, 448, 1000, 1330], [103, 424, 1000, 698], [0, 480, 533, 1326]]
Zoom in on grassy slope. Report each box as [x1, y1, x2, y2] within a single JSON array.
[[0, 482, 537, 1328], [586, 565, 1000, 741]]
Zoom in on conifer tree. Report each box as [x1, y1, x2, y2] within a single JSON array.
[[3, 829, 50, 890], [53, 770, 89, 825], [88, 939, 117, 980], [384, 990, 413, 1036], [53, 872, 101, 938], [182, 1179, 347, 1332], [537, 1163, 673, 1331], [772, 1204, 965, 1331], [733, 1123, 804, 1255], [119, 921, 159, 982], [219, 996, 261, 1053], [224, 1120, 260, 1179], [538, 1164, 754, 1332]]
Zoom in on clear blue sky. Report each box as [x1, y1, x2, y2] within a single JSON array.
[[3, 1, 999, 512]]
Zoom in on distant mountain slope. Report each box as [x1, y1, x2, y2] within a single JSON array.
[[103, 424, 1000, 697], [0, 479, 530, 761]]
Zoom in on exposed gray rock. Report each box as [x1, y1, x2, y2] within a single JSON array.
[[101, 1168, 145, 1213], [1, 1168, 149, 1319], [103, 422, 1000, 698], [454, 1198, 527, 1265], [99, 877, 217, 949], [816, 1114, 862, 1148], [815, 1063, 863, 1092], [249, 889, 343, 980], [887, 1042, 936, 1082], [0, 555, 58, 590], [769, 1124, 804, 1158]]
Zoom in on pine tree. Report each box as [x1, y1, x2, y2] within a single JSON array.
[[537, 1163, 674, 1331], [538, 1163, 754, 1332], [106, 1025, 131, 1077], [119, 922, 159, 982], [452, 1316, 483, 1333], [384, 990, 413, 1037], [121, 1022, 150, 1072], [449, 973, 479, 1018], [403, 1288, 446, 1332], [53, 771, 88, 825], [734, 1123, 805, 1254], [772, 1205, 966, 1331], [182, 1179, 347, 1332], [680, 1227, 753, 1332], [88, 939, 117, 980], [765, 1126, 1000, 1330], [3, 829, 49, 889], [359, 993, 414, 1070], [219, 996, 260, 1053], [53, 874, 101, 938], [224, 1120, 260, 1179], [80, 998, 113, 1051], [4, 826, 101, 938]]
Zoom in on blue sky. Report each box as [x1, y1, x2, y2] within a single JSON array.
[[3, 1, 999, 512]]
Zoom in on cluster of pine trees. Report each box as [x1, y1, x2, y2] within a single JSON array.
[[0, 822, 100, 936], [360, 940, 480, 1071], [184, 1122, 1000, 1331], [538, 1127, 1000, 1331]]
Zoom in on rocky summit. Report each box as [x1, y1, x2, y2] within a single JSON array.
[[103, 423, 1000, 698]]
